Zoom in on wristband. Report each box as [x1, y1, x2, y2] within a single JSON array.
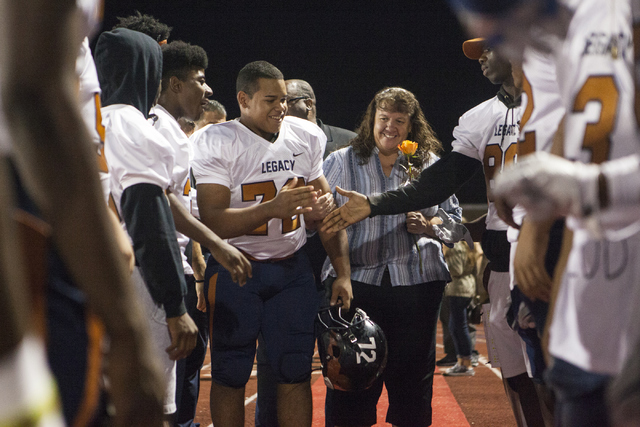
[[195, 279, 205, 283]]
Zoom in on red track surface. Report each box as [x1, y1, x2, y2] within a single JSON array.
[[194, 323, 517, 426]]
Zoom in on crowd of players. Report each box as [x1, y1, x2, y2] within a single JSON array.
[[5, 0, 640, 426]]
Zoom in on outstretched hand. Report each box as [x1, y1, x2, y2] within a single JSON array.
[[320, 186, 371, 233]]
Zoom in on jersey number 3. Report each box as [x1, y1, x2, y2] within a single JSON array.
[[572, 75, 618, 164], [241, 178, 305, 235]]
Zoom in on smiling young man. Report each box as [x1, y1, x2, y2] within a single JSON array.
[[150, 40, 252, 426], [191, 61, 352, 427]]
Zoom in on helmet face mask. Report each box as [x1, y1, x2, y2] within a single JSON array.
[[317, 306, 388, 391]]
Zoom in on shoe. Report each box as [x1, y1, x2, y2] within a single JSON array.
[[436, 355, 457, 367], [471, 353, 479, 367], [443, 364, 475, 376]]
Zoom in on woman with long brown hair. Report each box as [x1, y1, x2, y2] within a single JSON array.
[[321, 87, 462, 426]]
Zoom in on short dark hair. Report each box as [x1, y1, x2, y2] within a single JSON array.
[[161, 41, 208, 85], [236, 61, 283, 97], [203, 99, 226, 117], [112, 11, 172, 43]]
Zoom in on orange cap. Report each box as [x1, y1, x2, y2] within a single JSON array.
[[462, 38, 486, 60]]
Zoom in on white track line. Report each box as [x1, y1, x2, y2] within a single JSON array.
[[478, 356, 502, 379]]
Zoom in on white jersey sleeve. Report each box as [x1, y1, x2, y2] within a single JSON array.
[[103, 104, 175, 220], [150, 105, 194, 275]]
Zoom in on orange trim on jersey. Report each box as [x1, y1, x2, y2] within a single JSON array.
[[94, 94, 106, 143], [208, 272, 218, 343], [72, 314, 105, 427], [96, 145, 108, 173]]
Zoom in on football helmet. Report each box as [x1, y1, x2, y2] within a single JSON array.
[[316, 306, 387, 391]]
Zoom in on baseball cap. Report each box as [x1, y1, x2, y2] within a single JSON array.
[[462, 38, 486, 60]]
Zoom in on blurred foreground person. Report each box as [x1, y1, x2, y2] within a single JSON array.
[[0, 0, 165, 426]]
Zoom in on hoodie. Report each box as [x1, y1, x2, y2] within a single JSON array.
[[95, 28, 161, 119], [96, 28, 187, 318]]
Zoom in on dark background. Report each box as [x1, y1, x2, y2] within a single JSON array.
[[100, 0, 494, 204]]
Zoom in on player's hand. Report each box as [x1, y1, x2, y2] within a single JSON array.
[[209, 240, 252, 286], [330, 276, 353, 311], [406, 212, 440, 237], [494, 152, 600, 221], [514, 218, 553, 302], [267, 177, 315, 220], [107, 334, 165, 427], [166, 313, 198, 360], [304, 190, 336, 222], [196, 280, 206, 312], [320, 186, 371, 233]]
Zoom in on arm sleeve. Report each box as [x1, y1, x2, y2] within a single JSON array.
[[121, 183, 187, 318], [368, 152, 482, 217]]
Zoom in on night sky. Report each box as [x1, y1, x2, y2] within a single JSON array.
[[100, 1, 497, 204]]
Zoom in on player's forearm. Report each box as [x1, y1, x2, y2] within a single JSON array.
[[199, 203, 273, 239], [191, 242, 206, 281], [520, 216, 555, 249], [368, 152, 482, 217], [168, 191, 228, 252], [122, 184, 187, 318], [319, 228, 351, 279]]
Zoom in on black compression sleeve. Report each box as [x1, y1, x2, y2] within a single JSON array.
[[368, 152, 482, 217], [121, 183, 187, 318]]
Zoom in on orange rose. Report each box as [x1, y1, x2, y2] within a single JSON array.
[[398, 140, 418, 156]]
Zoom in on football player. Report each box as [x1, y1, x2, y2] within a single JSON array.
[[192, 61, 352, 427]]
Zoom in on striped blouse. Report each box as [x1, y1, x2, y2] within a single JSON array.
[[321, 146, 462, 287]]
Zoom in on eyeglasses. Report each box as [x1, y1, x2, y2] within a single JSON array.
[[286, 96, 310, 104]]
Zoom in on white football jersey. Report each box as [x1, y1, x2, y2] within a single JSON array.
[[103, 104, 175, 229], [150, 105, 193, 275], [191, 116, 326, 260], [507, 45, 565, 243], [188, 126, 210, 220], [549, 0, 640, 375], [452, 93, 522, 231]]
